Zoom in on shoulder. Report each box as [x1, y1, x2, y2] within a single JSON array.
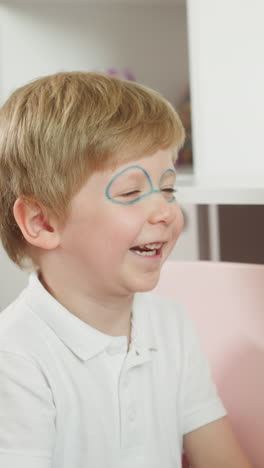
[[0, 285, 50, 364], [0, 300, 56, 462]]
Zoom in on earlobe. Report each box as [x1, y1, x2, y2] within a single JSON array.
[[13, 197, 61, 250]]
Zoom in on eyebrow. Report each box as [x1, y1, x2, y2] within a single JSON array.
[[109, 165, 153, 188], [116, 170, 144, 182], [159, 169, 177, 183]]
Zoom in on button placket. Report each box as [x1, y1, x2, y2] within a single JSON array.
[[118, 360, 141, 450]]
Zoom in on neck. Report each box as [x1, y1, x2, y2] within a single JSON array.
[[39, 269, 134, 341]]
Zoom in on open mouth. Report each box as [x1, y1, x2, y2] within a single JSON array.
[[129, 242, 163, 257]]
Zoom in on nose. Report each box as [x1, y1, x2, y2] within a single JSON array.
[[148, 194, 177, 226]]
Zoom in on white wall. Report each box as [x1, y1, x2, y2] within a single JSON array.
[[0, 247, 28, 311], [0, 3, 189, 104], [0, 3, 193, 309], [188, 0, 264, 183]]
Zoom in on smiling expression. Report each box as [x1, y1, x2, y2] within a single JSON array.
[[57, 148, 184, 297]]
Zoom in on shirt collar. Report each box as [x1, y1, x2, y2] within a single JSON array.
[[25, 273, 114, 360], [24, 273, 157, 361]]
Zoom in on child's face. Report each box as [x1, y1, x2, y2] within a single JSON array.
[[58, 148, 184, 296]]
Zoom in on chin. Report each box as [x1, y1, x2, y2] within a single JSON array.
[[129, 270, 161, 293]]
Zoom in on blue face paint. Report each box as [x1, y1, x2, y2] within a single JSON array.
[[105, 165, 176, 205]]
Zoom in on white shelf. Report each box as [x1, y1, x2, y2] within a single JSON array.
[[2, 0, 185, 4], [176, 172, 264, 205]]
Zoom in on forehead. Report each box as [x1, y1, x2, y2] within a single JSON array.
[[108, 148, 175, 177], [111, 144, 177, 164]]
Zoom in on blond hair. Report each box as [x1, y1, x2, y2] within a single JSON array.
[[0, 71, 185, 268]]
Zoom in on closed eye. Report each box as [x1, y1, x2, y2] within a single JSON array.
[[161, 188, 177, 194], [120, 190, 141, 197], [161, 187, 177, 201]]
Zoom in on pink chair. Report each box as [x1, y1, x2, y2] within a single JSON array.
[[153, 260, 264, 468]]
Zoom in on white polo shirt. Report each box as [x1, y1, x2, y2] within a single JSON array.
[[0, 274, 226, 468]]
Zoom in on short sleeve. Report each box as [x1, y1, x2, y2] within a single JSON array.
[[0, 351, 56, 468], [180, 313, 227, 435]]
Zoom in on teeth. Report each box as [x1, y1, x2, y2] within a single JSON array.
[[139, 243, 162, 250], [130, 242, 163, 257], [133, 249, 157, 256]]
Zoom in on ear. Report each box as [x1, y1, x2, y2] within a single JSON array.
[[13, 197, 61, 250]]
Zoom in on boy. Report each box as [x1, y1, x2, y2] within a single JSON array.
[[0, 72, 251, 467]]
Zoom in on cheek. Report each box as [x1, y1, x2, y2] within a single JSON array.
[[90, 207, 143, 253], [106, 210, 143, 245]]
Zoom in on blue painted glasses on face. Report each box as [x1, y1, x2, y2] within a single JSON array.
[[105, 165, 176, 205]]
